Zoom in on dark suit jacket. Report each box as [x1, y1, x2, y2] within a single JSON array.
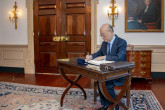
[[92, 35, 127, 62], [137, 4, 158, 23], [92, 35, 127, 86]]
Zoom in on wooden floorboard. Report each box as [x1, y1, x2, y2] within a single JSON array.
[[0, 72, 165, 109]]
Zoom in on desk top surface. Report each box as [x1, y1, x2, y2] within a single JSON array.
[[57, 58, 134, 74]]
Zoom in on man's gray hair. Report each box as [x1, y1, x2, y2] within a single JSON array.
[[145, 0, 151, 2], [107, 24, 114, 32]]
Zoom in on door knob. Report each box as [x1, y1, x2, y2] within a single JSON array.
[[53, 36, 60, 41], [61, 36, 70, 41]]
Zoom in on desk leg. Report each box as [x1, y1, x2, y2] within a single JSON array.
[[98, 75, 131, 110], [59, 68, 87, 107], [94, 81, 97, 104]]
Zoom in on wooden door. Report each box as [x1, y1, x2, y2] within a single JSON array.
[[34, 0, 91, 73]]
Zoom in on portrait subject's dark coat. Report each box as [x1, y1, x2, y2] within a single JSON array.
[[138, 4, 158, 23]]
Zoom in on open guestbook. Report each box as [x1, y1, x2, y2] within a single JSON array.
[[87, 60, 114, 66], [87, 60, 134, 70]]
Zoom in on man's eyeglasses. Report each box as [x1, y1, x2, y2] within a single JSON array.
[[100, 34, 105, 37]]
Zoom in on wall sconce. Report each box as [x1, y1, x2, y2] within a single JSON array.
[[107, 0, 119, 27], [9, 1, 18, 29]]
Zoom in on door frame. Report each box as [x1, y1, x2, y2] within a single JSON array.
[[25, 0, 99, 74]]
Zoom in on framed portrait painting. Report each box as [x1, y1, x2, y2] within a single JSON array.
[[125, 0, 164, 32]]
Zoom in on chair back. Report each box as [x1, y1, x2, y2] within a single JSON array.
[[127, 44, 134, 62]]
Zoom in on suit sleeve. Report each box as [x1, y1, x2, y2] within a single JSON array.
[[105, 40, 127, 61], [91, 42, 105, 59]]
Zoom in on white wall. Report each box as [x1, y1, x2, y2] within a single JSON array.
[[0, 0, 164, 46], [97, 0, 165, 45], [0, 0, 27, 44]]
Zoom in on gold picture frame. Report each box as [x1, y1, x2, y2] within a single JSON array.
[[125, 0, 164, 32]]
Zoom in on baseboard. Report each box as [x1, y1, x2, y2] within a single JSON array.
[[0, 66, 24, 73], [151, 72, 165, 78]]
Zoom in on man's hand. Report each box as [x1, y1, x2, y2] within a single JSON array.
[[128, 17, 133, 20], [86, 55, 92, 61], [137, 20, 142, 23], [94, 56, 105, 61]]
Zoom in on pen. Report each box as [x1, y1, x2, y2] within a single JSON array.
[[87, 52, 89, 56]]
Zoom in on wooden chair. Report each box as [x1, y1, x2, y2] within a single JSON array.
[[119, 44, 134, 109], [93, 44, 134, 109]]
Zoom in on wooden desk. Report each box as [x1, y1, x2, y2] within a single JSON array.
[[57, 58, 134, 110]]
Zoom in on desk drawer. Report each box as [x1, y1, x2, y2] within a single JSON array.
[[133, 62, 151, 69], [132, 68, 151, 78]]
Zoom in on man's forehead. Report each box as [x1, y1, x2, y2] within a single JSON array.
[[100, 25, 108, 31], [100, 28, 107, 33]]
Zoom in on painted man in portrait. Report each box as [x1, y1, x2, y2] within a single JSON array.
[[127, 0, 160, 30]]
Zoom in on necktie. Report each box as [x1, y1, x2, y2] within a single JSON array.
[[144, 6, 148, 13], [107, 43, 111, 55]]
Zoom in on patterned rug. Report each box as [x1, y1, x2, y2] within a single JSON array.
[[0, 81, 163, 110]]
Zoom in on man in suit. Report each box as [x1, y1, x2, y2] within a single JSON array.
[[86, 24, 127, 110], [137, 0, 158, 24]]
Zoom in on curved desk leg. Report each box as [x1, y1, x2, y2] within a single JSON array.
[[126, 86, 130, 109], [59, 68, 87, 107], [98, 75, 131, 110]]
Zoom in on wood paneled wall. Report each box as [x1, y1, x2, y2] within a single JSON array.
[[0, 45, 165, 73], [0, 45, 27, 68]]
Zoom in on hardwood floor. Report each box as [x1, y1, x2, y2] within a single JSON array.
[[0, 72, 165, 109]]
